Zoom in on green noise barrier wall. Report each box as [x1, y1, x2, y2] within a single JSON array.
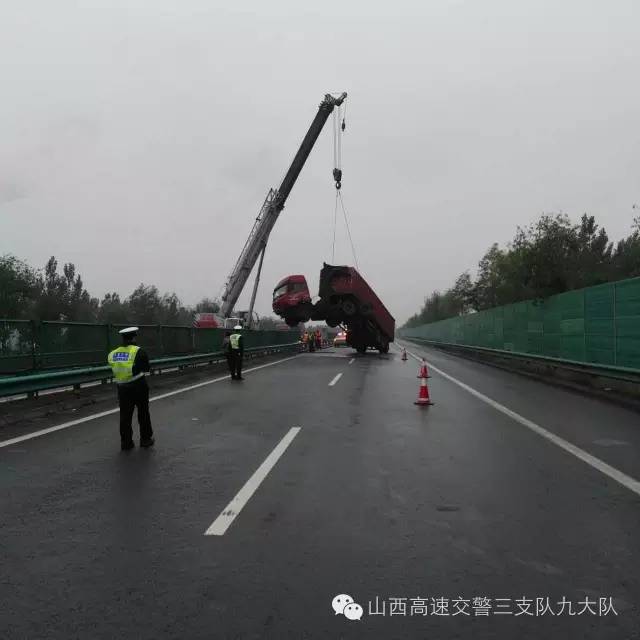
[[0, 321, 299, 375], [402, 277, 640, 369]]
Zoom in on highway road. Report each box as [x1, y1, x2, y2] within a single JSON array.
[[1, 343, 639, 639]]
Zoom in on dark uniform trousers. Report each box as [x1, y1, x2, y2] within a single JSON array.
[[117, 378, 153, 443], [226, 353, 234, 377], [230, 350, 243, 378]]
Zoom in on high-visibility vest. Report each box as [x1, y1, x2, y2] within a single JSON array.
[[230, 334, 242, 350], [107, 345, 143, 383]]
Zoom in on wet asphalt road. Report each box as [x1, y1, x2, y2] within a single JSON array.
[[1, 344, 639, 639]]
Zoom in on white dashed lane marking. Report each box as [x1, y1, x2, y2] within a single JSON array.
[[329, 373, 343, 386], [204, 427, 301, 536]]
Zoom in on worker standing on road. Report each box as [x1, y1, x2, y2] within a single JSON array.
[[107, 327, 155, 451], [315, 329, 322, 350], [229, 325, 245, 380], [307, 329, 315, 352]]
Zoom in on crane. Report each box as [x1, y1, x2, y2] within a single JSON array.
[[220, 92, 348, 326]]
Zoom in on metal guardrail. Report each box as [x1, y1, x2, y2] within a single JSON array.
[[0, 342, 301, 398], [401, 337, 640, 384]]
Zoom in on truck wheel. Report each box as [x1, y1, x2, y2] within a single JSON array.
[[342, 299, 357, 317], [379, 343, 389, 354], [356, 345, 366, 354]]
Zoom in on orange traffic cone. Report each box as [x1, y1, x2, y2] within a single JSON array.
[[415, 376, 434, 406], [417, 358, 430, 378], [401, 348, 407, 361], [415, 360, 433, 406]]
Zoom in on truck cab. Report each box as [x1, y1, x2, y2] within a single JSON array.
[[193, 313, 223, 329], [272, 275, 313, 327]]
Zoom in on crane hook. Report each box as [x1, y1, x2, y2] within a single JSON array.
[[333, 168, 342, 190]]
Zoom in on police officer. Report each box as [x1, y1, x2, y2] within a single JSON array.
[[229, 324, 244, 380], [107, 327, 155, 450]]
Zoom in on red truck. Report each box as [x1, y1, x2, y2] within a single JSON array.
[[272, 263, 395, 353], [272, 274, 314, 327], [193, 313, 222, 328]]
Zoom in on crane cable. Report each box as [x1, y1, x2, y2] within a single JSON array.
[[332, 104, 345, 189], [330, 102, 359, 270], [331, 104, 343, 261], [338, 190, 359, 271], [332, 191, 338, 262]]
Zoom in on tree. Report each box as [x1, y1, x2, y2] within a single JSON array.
[[126, 284, 162, 324], [193, 298, 221, 314], [33, 257, 98, 321], [404, 212, 628, 327], [34, 256, 66, 320], [0, 255, 250, 328], [467, 214, 613, 311], [0, 256, 41, 358], [160, 293, 192, 326], [451, 272, 475, 314], [0, 255, 41, 319], [473, 244, 509, 309], [571, 214, 613, 288], [526, 214, 581, 298], [257, 316, 280, 330], [611, 218, 640, 280], [97, 293, 129, 324], [404, 285, 470, 328]]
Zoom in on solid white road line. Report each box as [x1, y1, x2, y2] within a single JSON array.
[[0, 354, 301, 449], [205, 427, 301, 536], [349, 358, 355, 365], [397, 343, 640, 498], [328, 372, 343, 386]]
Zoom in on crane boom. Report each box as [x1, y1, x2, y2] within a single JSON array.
[[220, 92, 347, 319]]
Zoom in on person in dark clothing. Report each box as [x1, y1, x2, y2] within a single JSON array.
[[107, 327, 154, 450], [229, 325, 244, 380], [307, 330, 315, 352]]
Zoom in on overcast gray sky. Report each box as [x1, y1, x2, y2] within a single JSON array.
[[2, 0, 639, 323]]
